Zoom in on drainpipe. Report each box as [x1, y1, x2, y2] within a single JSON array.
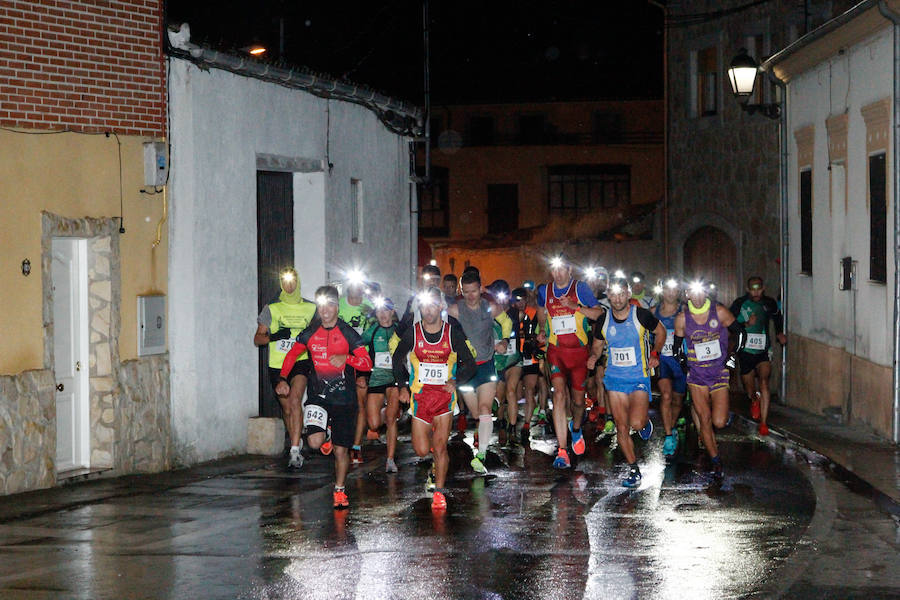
[[770, 71, 790, 406], [877, 0, 900, 443]]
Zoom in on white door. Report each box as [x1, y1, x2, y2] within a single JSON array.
[[52, 238, 89, 472]]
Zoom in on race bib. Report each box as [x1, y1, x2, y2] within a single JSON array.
[[662, 331, 675, 356], [522, 358, 534, 366], [374, 351, 392, 369], [610, 347, 637, 367], [275, 339, 295, 353], [504, 340, 517, 355], [694, 340, 722, 361], [418, 362, 449, 385], [746, 333, 766, 351], [552, 314, 576, 335], [304, 404, 328, 430]]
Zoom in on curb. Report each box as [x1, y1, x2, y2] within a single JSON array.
[[730, 413, 900, 519]]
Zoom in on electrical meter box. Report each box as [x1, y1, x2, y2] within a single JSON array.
[[138, 294, 166, 356], [143, 141, 168, 187]]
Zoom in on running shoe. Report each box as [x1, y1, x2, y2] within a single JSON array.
[[750, 397, 761, 420], [386, 458, 398, 473], [287, 448, 304, 471], [506, 424, 518, 447], [425, 470, 436, 492], [320, 427, 333, 455], [552, 448, 571, 469], [431, 490, 447, 511], [351, 447, 363, 465], [457, 413, 467, 434], [588, 407, 601, 423], [569, 420, 586, 455], [608, 433, 618, 451], [711, 459, 724, 480], [366, 429, 380, 441], [603, 419, 616, 435], [470, 453, 488, 475], [638, 419, 653, 441], [536, 412, 547, 426], [333, 488, 349, 509], [758, 422, 769, 436], [662, 433, 678, 457], [622, 465, 642, 488], [724, 412, 734, 428]]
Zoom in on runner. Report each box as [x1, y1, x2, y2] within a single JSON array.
[[277, 286, 374, 509], [519, 283, 549, 439], [490, 280, 523, 447], [630, 271, 657, 309], [673, 279, 745, 480], [393, 286, 476, 511], [587, 277, 666, 487], [536, 254, 604, 469], [728, 276, 786, 436], [339, 270, 375, 465], [253, 268, 316, 470], [361, 297, 401, 472], [653, 277, 687, 459], [447, 269, 510, 474], [441, 273, 459, 305]]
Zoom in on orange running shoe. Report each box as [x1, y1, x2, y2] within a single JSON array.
[[758, 422, 769, 436], [431, 491, 447, 511], [320, 440, 333, 455], [366, 429, 380, 441], [333, 488, 349, 509]]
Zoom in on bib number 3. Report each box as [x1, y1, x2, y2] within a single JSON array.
[[694, 340, 722, 361]]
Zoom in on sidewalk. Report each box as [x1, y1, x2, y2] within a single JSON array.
[[730, 393, 900, 515]]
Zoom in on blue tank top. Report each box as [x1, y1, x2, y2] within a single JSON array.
[[653, 303, 682, 357], [601, 305, 651, 379]]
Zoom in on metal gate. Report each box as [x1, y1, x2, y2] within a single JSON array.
[[257, 170, 294, 417]]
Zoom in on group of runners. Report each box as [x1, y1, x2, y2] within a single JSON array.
[[255, 256, 785, 512]]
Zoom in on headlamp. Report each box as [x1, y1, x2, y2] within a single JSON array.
[[585, 267, 597, 280], [417, 291, 439, 307], [665, 278, 678, 289], [688, 280, 706, 294], [346, 269, 365, 286], [496, 291, 508, 302], [610, 283, 626, 295], [373, 296, 386, 309], [632, 275, 642, 284], [316, 294, 336, 306], [550, 256, 564, 269], [614, 269, 626, 279], [280, 271, 295, 283], [653, 285, 663, 295]]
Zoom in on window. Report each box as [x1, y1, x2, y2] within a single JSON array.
[[518, 114, 546, 144], [869, 153, 887, 283], [547, 165, 630, 215], [350, 178, 363, 243], [800, 169, 812, 274], [696, 46, 718, 117], [417, 166, 449, 237], [468, 116, 495, 146]]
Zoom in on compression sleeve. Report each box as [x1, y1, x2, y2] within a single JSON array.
[[574, 280, 599, 307], [340, 321, 373, 372], [450, 324, 477, 384], [279, 337, 308, 379]]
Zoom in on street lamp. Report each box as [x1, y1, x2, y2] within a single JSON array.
[[727, 48, 780, 119]]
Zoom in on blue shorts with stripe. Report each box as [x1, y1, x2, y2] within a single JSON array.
[[657, 355, 687, 394]]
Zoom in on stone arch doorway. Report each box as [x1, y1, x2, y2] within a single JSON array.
[[683, 226, 739, 305]]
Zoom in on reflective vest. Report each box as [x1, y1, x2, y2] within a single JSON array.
[[268, 301, 316, 368]]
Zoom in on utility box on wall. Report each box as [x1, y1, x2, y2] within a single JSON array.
[[138, 294, 166, 356], [143, 141, 168, 187]]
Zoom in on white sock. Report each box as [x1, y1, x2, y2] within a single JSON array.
[[290, 445, 300, 455], [478, 415, 492, 456]]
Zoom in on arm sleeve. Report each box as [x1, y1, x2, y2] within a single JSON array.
[[257, 305, 272, 328], [341, 322, 373, 371], [728, 296, 746, 322], [450, 325, 477, 383], [391, 327, 416, 387], [635, 307, 660, 331], [591, 312, 607, 341], [765, 297, 784, 334], [575, 281, 599, 307], [536, 284, 547, 308], [496, 311, 513, 338], [279, 335, 308, 379]]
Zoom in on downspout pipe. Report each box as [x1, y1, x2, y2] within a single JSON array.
[[770, 72, 790, 407], [877, 0, 900, 444]]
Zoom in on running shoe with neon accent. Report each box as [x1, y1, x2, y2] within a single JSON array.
[[758, 422, 769, 436], [603, 419, 616, 435], [320, 427, 333, 455], [750, 396, 761, 420], [333, 488, 349, 509], [622, 465, 642, 488], [470, 453, 487, 475], [431, 490, 447, 511], [662, 433, 678, 456], [425, 470, 436, 492], [552, 448, 571, 469], [569, 420, 586, 455], [638, 419, 653, 441]]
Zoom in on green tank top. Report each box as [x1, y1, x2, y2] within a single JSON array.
[[362, 323, 397, 387], [736, 299, 770, 354]]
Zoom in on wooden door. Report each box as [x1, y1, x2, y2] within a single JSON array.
[[683, 226, 738, 306]]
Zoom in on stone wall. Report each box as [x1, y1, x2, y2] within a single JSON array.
[[115, 355, 172, 473], [0, 369, 56, 495]]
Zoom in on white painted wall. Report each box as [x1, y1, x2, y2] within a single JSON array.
[[785, 28, 894, 366], [167, 58, 412, 463]]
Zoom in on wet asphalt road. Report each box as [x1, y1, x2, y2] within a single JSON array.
[[0, 412, 897, 600]]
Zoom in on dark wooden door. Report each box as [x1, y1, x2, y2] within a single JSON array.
[[487, 184, 518, 234], [257, 171, 294, 417], [683, 226, 738, 306]]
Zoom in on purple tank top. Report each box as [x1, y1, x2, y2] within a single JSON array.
[[684, 302, 729, 371]]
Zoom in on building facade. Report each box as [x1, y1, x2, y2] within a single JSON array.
[[0, 0, 170, 494], [765, 0, 900, 440], [421, 100, 664, 284]]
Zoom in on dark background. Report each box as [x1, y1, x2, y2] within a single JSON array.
[[164, 1, 664, 105]]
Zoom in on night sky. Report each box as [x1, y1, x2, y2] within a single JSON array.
[[164, 1, 663, 105]]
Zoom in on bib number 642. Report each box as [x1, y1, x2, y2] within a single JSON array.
[[304, 405, 328, 430]]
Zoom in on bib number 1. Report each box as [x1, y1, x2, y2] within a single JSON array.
[[552, 314, 576, 335]]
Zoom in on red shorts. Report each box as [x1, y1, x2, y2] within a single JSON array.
[[410, 388, 457, 425], [547, 345, 589, 392]]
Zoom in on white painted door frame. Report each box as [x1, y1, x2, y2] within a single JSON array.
[[51, 237, 90, 472]]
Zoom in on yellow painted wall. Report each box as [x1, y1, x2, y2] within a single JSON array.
[[0, 129, 167, 374]]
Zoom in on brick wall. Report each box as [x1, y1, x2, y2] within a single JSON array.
[[0, 0, 165, 136]]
